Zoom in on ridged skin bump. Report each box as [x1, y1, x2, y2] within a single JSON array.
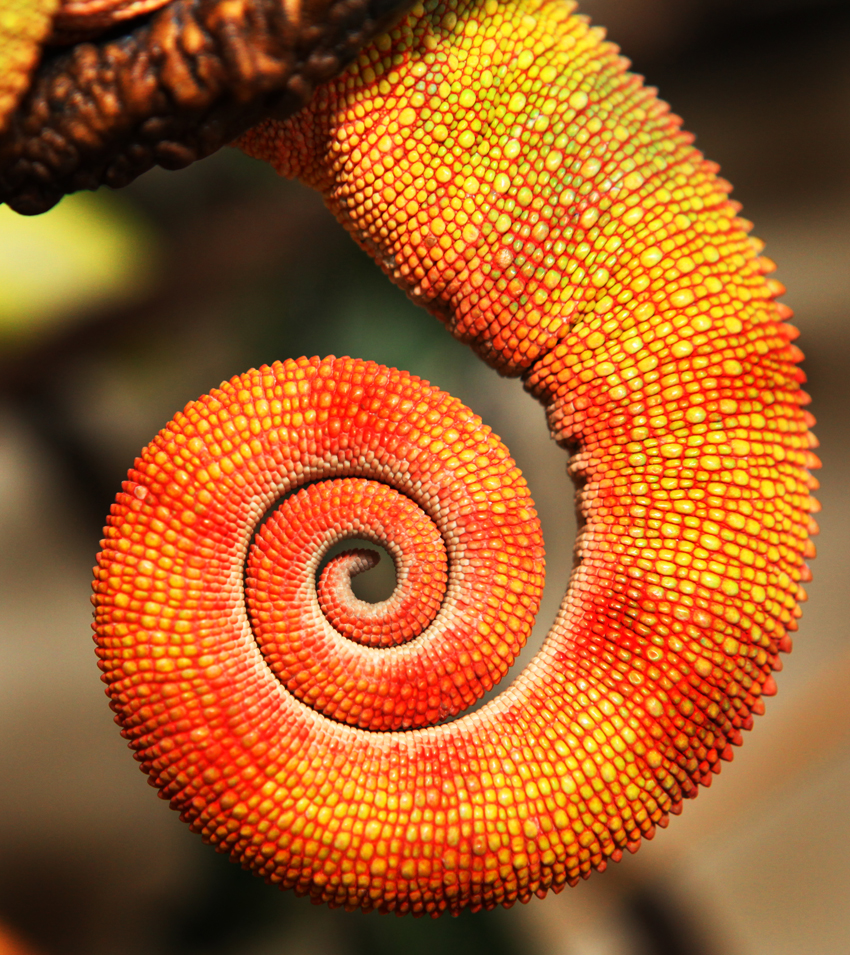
[[50, 0, 173, 41], [94, 0, 819, 917]]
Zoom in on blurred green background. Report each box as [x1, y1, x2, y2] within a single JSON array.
[[0, 1, 848, 953]]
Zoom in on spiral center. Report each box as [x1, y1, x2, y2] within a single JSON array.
[[318, 539, 397, 604], [244, 477, 463, 729]]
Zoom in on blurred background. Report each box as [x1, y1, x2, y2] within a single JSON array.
[[0, 0, 848, 952]]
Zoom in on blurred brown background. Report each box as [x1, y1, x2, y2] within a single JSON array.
[[0, 1, 847, 953]]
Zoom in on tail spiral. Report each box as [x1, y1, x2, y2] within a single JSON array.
[[93, 357, 557, 913], [93, 0, 818, 918]]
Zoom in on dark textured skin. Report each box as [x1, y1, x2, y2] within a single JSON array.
[[0, 0, 414, 214]]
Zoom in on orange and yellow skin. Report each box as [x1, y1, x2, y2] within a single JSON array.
[[0, 0, 58, 132], [93, 0, 819, 917]]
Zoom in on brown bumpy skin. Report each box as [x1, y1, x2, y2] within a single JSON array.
[[0, 0, 415, 214], [50, 0, 173, 42], [92, 0, 817, 918]]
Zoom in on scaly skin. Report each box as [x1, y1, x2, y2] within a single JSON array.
[[92, 0, 819, 916]]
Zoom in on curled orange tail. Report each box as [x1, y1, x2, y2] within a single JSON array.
[[94, 0, 818, 917]]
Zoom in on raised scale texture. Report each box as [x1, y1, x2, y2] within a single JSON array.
[[94, 0, 819, 916]]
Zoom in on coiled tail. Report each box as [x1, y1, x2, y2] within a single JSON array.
[[94, 0, 818, 916]]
